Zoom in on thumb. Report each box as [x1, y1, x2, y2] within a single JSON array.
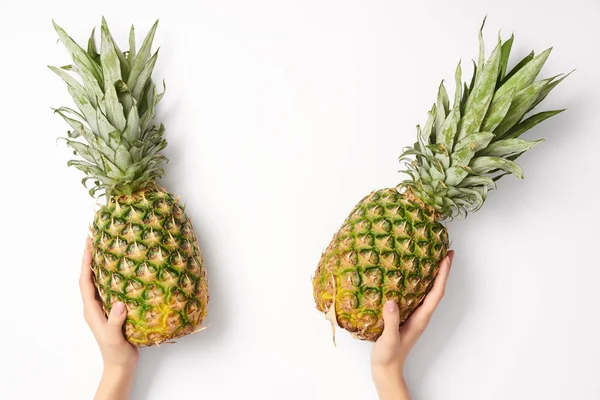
[[106, 302, 128, 344], [380, 300, 401, 343]]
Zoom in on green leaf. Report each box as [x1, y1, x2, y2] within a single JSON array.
[[501, 51, 534, 85], [103, 84, 127, 132], [502, 109, 565, 140], [72, 53, 104, 108], [428, 143, 450, 170], [62, 86, 98, 134], [527, 71, 572, 112], [101, 17, 130, 81], [49, 65, 86, 98], [100, 24, 123, 88], [444, 166, 468, 186], [477, 17, 487, 71], [457, 175, 496, 189], [54, 108, 93, 142], [478, 138, 544, 157], [451, 131, 495, 167], [82, 176, 111, 188], [495, 78, 554, 137], [499, 34, 514, 81], [67, 160, 106, 178], [88, 184, 109, 198], [87, 28, 99, 61], [494, 47, 551, 101], [115, 79, 130, 93], [427, 143, 449, 155], [127, 20, 158, 93], [458, 40, 502, 140], [113, 79, 134, 116], [481, 88, 515, 132], [435, 82, 450, 135], [459, 187, 484, 211], [128, 25, 137, 62], [66, 140, 101, 165], [461, 81, 470, 115], [114, 144, 133, 171], [84, 133, 116, 162], [437, 107, 460, 155], [129, 146, 144, 164], [132, 50, 159, 100], [141, 124, 167, 155], [453, 61, 463, 108], [140, 83, 157, 131], [399, 147, 424, 159], [413, 132, 430, 168], [98, 154, 122, 179], [419, 168, 431, 182], [53, 20, 103, 83], [123, 106, 141, 147], [138, 78, 151, 116], [420, 105, 436, 148], [428, 165, 445, 181], [156, 79, 166, 104], [54, 106, 84, 121], [468, 59, 477, 92], [96, 108, 117, 147], [469, 156, 523, 178]]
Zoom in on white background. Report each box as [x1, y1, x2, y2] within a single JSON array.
[[0, 0, 598, 399]]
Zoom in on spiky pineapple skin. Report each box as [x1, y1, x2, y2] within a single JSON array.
[[313, 187, 449, 341], [91, 185, 208, 347]]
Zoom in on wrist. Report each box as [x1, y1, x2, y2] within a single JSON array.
[[103, 354, 138, 373], [372, 363, 404, 381], [372, 365, 408, 400], [102, 364, 137, 381], [372, 370, 409, 400], [96, 366, 137, 400]]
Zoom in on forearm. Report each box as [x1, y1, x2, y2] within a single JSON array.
[[95, 366, 136, 400], [373, 368, 411, 400]]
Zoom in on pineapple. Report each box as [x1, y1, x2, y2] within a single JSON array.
[[312, 21, 569, 342], [51, 19, 208, 346]]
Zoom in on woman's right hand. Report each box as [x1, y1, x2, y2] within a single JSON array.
[[371, 251, 454, 400], [80, 238, 139, 400]]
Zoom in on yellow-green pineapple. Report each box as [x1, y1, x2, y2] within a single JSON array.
[[313, 22, 569, 341], [51, 19, 208, 346]]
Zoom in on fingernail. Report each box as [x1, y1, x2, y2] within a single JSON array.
[[385, 300, 398, 312], [449, 250, 455, 262], [114, 302, 125, 314]]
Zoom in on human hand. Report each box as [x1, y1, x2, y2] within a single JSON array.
[[80, 238, 138, 400], [371, 251, 454, 400]]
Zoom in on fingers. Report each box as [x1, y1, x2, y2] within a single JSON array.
[[403, 251, 454, 335], [420, 250, 454, 313], [80, 238, 105, 330], [79, 238, 95, 302], [105, 302, 128, 345], [379, 300, 401, 344]]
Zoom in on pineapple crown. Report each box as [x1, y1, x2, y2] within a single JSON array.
[[51, 18, 166, 200], [400, 19, 570, 219]]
